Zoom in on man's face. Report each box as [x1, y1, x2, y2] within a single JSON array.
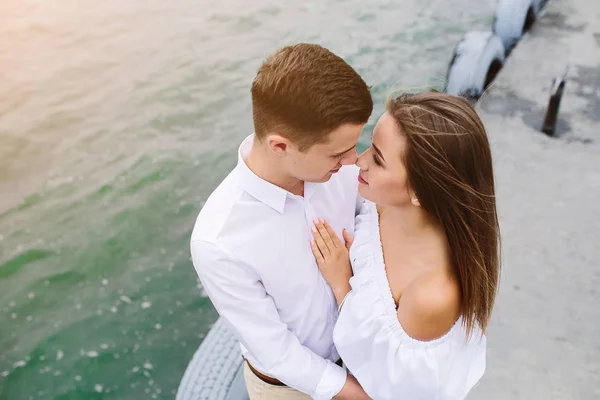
[[284, 123, 365, 183]]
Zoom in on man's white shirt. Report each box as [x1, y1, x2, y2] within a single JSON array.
[[190, 134, 361, 399]]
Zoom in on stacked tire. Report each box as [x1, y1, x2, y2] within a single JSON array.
[[445, 0, 549, 100]]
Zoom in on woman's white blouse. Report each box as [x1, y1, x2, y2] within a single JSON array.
[[333, 201, 487, 400]]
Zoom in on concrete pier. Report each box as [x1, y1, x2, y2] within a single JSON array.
[[470, 0, 599, 398]]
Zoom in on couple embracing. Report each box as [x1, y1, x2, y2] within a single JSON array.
[[191, 43, 499, 400]]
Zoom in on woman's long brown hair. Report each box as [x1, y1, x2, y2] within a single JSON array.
[[387, 91, 500, 336]]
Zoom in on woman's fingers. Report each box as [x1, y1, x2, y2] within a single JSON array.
[[342, 228, 354, 250], [310, 239, 325, 265], [321, 219, 343, 248], [312, 224, 330, 256], [314, 219, 336, 250]]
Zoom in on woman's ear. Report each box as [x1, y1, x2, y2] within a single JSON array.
[[410, 191, 421, 207]]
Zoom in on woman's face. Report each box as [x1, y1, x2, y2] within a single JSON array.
[[356, 112, 417, 207]]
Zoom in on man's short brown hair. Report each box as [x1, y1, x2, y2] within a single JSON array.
[[251, 43, 373, 151]]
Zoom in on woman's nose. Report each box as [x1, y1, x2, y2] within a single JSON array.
[[355, 151, 366, 169]]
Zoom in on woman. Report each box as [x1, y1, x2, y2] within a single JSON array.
[[310, 91, 500, 400]]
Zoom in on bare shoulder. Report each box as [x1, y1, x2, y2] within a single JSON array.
[[397, 271, 461, 341]]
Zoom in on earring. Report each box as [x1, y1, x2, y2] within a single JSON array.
[[411, 197, 419, 205]]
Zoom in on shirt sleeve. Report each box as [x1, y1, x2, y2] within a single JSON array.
[[191, 239, 347, 399]]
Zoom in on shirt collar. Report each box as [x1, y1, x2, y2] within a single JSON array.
[[236, 134, 289, 214]]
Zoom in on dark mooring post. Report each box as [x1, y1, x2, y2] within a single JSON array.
[[542, 69, 568, 137]]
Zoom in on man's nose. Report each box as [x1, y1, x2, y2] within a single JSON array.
[[340, 148, 358, 165]]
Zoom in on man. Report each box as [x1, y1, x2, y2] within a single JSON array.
[[190, 43, 373, 399]]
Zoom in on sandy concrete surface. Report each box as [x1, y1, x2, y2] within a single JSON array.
[[469, 0, 599, 398]]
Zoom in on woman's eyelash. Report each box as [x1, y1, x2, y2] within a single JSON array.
[[373, 154, 382, 166]]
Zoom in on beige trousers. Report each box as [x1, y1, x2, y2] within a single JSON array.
[[243, 362, 312, 400]]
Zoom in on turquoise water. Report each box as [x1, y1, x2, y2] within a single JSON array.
[[0, 1, 494, 398]]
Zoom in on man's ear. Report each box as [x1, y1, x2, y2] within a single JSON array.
[[266, 134, 290, 155]]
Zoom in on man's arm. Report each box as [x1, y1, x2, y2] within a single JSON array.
[[191, 239, 365, 399]]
